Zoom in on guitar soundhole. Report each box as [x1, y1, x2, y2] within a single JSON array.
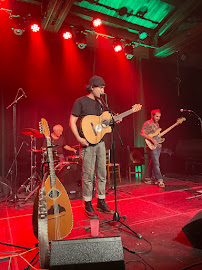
[[102, 119, 109, 128], [48, 189, 61, 199]]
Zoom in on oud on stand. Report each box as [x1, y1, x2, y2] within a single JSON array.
[[17, 128, 43, 201]]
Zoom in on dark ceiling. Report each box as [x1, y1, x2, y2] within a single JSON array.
[[1, 0, 202, 67]]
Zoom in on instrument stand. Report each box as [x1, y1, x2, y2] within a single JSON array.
[[6, 90, 26, 208], [98, 97, 142, 239]]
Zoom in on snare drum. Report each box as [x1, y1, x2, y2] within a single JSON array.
[[66, 155, 81, 164], [56, 162, 82, 194]]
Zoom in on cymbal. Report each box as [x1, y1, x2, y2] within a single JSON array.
[[21, 128, 43, 138], [27, 149, 42, 153]]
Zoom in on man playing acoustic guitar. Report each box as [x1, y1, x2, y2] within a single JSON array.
[[70, 75, 114, 219], [140, 109, 165, 188]]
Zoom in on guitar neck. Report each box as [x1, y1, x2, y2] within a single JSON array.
[[159, 122, 179, 137], [46, 137, 56, 187], [114, 108, 135, 122]]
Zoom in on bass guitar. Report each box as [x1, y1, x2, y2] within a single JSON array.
[[145, 117, 186, 150], [81, 104, 142, 145], [32, 118, 73, 268]]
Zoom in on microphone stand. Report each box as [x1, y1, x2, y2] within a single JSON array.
[[6, 90, 26, 208], [184, 110, 202, 200], [98, 95, 142, 239]]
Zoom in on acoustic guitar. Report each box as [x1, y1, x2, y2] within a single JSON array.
[[32, 118, 73, 268], [81, 104, 142, 144], [145, 117, 186, 150]]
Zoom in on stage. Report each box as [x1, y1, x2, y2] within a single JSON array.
[[0, 174, 202, 270]]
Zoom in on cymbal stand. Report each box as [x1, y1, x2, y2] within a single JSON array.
[[18, 136, 42, 201]]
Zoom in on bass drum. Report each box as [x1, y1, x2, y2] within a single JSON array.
[[55, 162, 82, 199]]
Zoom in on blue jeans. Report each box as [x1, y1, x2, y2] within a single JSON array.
[[145, 147, 163, 181]]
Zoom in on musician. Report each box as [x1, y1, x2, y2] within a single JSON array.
[[140, 109, 165, 188], [70, 75, 114, 219], [42, 124, 76, 162]]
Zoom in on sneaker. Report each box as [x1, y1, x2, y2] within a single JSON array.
[[144, 179, 152, 184], [158, 182, 165, 188], [85, 201, 98, 219], [97, 199, 114, 215]]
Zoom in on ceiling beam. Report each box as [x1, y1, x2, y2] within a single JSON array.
[[41, 0, 62, 30], [51, 0, 75, 32], [154, 22, 202, 57], [155, 0, 202, 40], [69, 5, 154, 36]]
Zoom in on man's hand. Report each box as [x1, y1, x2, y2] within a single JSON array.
[[79, 137, 89, 147], [151, 138, 158, 146], [114, 113, 122, 124]]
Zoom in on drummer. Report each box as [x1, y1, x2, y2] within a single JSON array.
[[42, 124, 77, 162]]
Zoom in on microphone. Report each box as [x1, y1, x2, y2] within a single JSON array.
[[19, 88, 27, 98], [180, 109, 192, 113], [100, 92, 106, 96]]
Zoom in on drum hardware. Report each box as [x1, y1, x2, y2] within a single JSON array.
[[18, 128, 43, 201]]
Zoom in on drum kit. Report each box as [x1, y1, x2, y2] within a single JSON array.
[[19, 128, 82, 201]]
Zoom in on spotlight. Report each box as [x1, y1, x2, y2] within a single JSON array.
[[113, 40, 123, 52], [92, 18, 102, 27], [63, 31, 73, 40], [139, 32, 148, 40], [75, 28, 87, 49], [31, 24, 40, 32], [12, 22, 25, 35], [124, 44, 134, 59]]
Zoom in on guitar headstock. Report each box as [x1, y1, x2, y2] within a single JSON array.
[[39, 118, 50, 138], [132, 104, 142, 112], [177, 117, 186, 124]]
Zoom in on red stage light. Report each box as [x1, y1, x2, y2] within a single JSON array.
[[114, 44, 122, 52], [93, 18, 102, 27], [63, 31, 72, 40], [31, 24, 40, 32]]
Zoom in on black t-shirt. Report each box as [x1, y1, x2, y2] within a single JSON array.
[[71, 96, 104, 119], [42, 135, 66, 155], [71, 95, 105, 140]]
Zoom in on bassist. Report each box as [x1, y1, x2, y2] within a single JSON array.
[[70, 75, 114, 219], [140, 109, 165, 188]]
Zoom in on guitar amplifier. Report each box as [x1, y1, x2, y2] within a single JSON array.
[[49, 236, 125, 270]]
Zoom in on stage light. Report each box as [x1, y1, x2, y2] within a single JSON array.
[[11, 15, 25, 35], [92, 18, 102, 27], [139, 32, 148, 40], [113, 40, 123, 52], [12, 22, 25, 35], [75, 29, 87, 49], [63, 31, 73, 40], [124, 44, 134, 59], [31, 24, 40, 32]]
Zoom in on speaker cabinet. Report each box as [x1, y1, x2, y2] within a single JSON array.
[[50, 236, 125, 270], [182, 211, 202, 249]]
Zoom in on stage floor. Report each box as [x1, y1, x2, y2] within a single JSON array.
[[0, 175, 202, 270]]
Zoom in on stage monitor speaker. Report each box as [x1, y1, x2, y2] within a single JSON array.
[[50, 236, 125, 270], [182, 211, 202, 249]]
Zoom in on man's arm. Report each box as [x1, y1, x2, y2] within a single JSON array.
[[64, 145, 77, 154], [69, 114, 89, 146]]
